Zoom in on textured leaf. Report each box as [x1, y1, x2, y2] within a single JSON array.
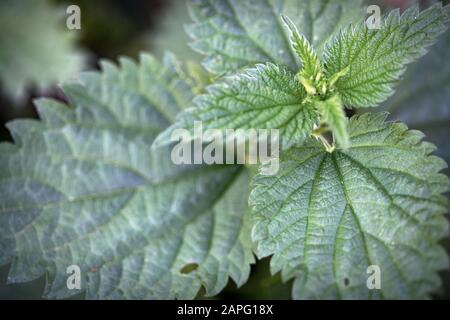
[[315, 95, 349, 149], [186, 0, 364, 75], [281, 15, 322, 83], [0, 0, 84, 100], [380, 29, 450, 175], [250, 112, 450, 299], [0, 53, 254, 299], [153, 63, 319, 149], [323, 3, 450, 108]]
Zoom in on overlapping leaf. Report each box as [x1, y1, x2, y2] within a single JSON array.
[[154, 63, 319, 149], [187, 0, 364, 75], [250, 113, 450, 299], [324, 3, 450, 108], [0, 54, 254, 299]]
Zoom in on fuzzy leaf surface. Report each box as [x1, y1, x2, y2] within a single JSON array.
[[187, 0, 363, 75], [0, 54, 254, 299], [154, 63, 319, 149], [250, 113, 450, 299], [324, 4, 450, 108]]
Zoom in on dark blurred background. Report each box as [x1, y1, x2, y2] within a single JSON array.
[[0, 0, 449, 299]]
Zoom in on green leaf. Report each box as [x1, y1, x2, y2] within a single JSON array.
[[378, 25, 450, 298], [153, 63, 319, 149], [186, 0, 364, 75], [315, 95, 349, 149], [0, 53, 254, 299], [0, 0, 85, 100], [324, 3, 450, 108], [380, 30, 450, 176], [281, 15, 322, 84], [250, 112, 450, 299]]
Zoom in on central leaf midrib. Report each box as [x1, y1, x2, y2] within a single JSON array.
[[330, 152, 385, 299]]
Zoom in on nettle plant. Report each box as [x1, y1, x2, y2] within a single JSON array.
[[1, 0, 450, 299]]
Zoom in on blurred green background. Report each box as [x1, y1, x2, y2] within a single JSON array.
[[0, 0, 449, 299]]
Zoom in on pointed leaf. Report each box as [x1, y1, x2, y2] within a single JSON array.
[[316, 95, 349, 149], [154, 63, 319, 149], [250, 112, 450, 299], [281, 15, 322, 82], [324, 4, 450, 108], [0, 53, 254, 299]]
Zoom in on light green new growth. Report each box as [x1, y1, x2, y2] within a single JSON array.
[[156, 8, 360, 151], [167, 3, 450, 153], [281, 14, 350, 149], [281, 15, 323, 95], [315, 95, 350, 150]]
